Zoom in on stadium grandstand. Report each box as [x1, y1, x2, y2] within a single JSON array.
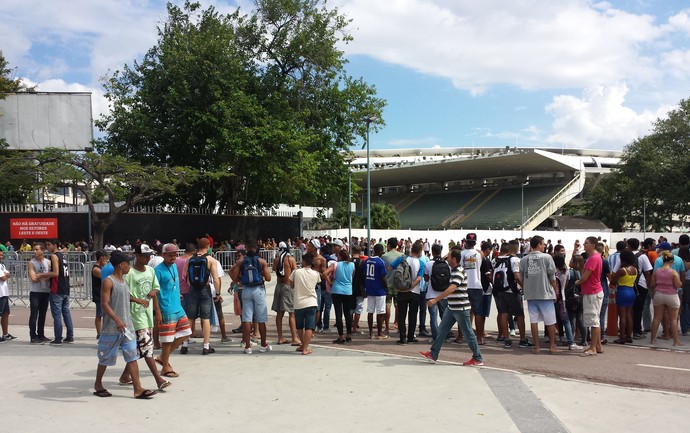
[[349, 147, 621, 231]]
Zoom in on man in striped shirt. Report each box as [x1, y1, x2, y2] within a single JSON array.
[[420, 249, 484, 365]]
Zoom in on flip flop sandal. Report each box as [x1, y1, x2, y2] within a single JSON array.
[[158, 381, 172, 391], [93, 389, 112, 398], [161, 370, 179, 378], [135, 389, 157, 399], [118, 380, 133, 386]]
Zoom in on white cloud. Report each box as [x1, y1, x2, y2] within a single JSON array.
[[338, 0, 664, 93], [544, 83, 669, 148]]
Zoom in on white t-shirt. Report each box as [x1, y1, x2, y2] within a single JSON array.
[[406, 256, 422, 295], [148, 255, 164, 269], [0, 263, 9, 297], [290, 267, 321, 310], [208, 256, 225, 296], [425, 259, 449, 300], [460, 249, 482, 289], [611, 251, 653, 288]]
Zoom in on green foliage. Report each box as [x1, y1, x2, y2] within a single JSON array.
[[96, 0, 385, 212], [371, 202, 400, 229], [0, 141, 37, 203], [36, 148, 197, 248], [585, 98, 690, 231], [0, 53, 35, 94]]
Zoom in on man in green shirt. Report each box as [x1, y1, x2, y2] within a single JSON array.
[[118, 244, 171, 391]]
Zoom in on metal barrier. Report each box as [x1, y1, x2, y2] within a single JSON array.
[[2, 248, 304, 307]]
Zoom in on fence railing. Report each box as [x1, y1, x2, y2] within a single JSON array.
[[3, 248, 302, 307]]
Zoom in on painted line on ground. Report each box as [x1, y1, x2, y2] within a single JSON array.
[[637, 364, 690, 372]]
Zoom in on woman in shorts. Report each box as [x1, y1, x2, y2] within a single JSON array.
[[609, 251, 637, 344], [649, 251, 683, 346]]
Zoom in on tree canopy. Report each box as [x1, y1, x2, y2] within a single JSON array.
[[585, 98, 690, 231], [96, 0, 385, 213]]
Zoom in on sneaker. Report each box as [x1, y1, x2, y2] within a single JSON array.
[[3, 334, 17, 340], [259, 344, 272, 353], [633, 333, 646, 340], [180, 346, 188, 354], [419, 351, 437, 363], [243, 347, 252, 354], [188, 338, 197, 344], [518, 339, 534, 348], [0, 337, 6, 344], [509, 329, 518, 337], [332, 338, 345, 344], [419, 330, 432, 337], [407, 338, 419, 343], [63, 337, 74, 343], [463, 358, 484, 367], [40, 336, 51, 343], [396, 339, 407, 345], [49, 339, 62, 345], [220, 336, 233, 343], [202, 347, 215, 355], [503, 340, 513, 349], [569, 343, 584, 350], [30, 338, 44, 345], [496, 336, 505, 342], [231, 327, 242, 334]]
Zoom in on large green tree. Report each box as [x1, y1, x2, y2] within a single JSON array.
[[37, 148, 197, 249], [585, 98, 690, 231], [0, 52, 37, 203], [96, 0, 385, 212]]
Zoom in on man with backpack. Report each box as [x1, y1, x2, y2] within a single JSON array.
[[493, 242, 530, 349], [272, 241, 298, 346], [381, 238, 403, 335], [612, 238, 653, 339], [461, 233, 488, 345], [350, 246, 368, 334], [424, 243, 451, 342], [185, 238, 221, 355], [230, 239, 272, 354], [388, 241, 425, 344]]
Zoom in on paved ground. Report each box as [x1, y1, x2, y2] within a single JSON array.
[[3, 275, 690, 432]]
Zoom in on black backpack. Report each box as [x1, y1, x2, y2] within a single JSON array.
[[353, 257, 367, 298], [492, 256, 515, 293], [480, 255, 493, 293], [430, 258, 451, 292], [565, 269, 582, 312], [188, 253, 210, 290]]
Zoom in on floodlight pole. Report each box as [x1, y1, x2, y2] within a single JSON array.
[[521, 176, 530, 239], [348, 168, 352, 257]]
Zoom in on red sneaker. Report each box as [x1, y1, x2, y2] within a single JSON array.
[[462, 358, 484, 366], [419, 351, 437, 363]]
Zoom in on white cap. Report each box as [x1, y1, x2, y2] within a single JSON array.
[[310, 239, 321, 249], [279, 241, 288, 250], [331, 239, 344, 248]]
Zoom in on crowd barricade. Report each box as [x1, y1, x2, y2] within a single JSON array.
[[213, 250, 237, 272]]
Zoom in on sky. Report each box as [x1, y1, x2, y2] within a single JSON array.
[[2, 0, 690, 152]]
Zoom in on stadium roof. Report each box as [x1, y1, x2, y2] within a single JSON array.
[[349, 147, 605, 189]]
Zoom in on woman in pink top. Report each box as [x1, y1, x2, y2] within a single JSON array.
[[649, 251, 683, 346]]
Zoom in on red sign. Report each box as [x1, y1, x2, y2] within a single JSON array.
[[10, 218, 58, 239]]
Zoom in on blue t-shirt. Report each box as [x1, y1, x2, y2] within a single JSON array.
[[653, 255, 685, 274], [101, 263, 114, 281], [364, 256, 387, 297], [331, 261, 354, 295], [154, 262, 185, 322], [418, 255, 430, 291]]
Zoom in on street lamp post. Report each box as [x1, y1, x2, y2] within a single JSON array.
[[348, 168, 352, 257], [520, 176, 530, 239], [364, 116, 377, 255]]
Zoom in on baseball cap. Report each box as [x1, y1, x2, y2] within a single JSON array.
[[466, 233, 478, 242], [310, 239, 321, 249], [110, 251, 132, 266], [331, 239, 344, 248], [162, 243, 178, 254], [279, 241, 288, 250], [135, 244, 154, 255], [657, 241, 672, 251]]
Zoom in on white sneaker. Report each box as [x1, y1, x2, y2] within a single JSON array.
[[259, 344, 273, 353], [569, 343, 584, 350], [221, 337, 233, 343], [188, 338, 197, 344], [509, 329, 517, 337], [243, 347, 252, 354]]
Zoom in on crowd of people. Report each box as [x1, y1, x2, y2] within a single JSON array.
[[0, 232, 688, 398]]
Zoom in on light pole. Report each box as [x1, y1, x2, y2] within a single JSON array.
[[520, 176, 530, 240], [348, 168, 352, 257], [364, 116, 377, 255]]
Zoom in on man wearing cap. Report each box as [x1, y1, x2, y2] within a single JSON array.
[[272, 241, 298, 345], [306, 239, 327, 333], [461, 233, 488, 344], [118, 244, 171, 391], [184, 238, 221, 355], [94, 251, 156, 399], [320, 239, 344, 332], [154, 243, 192, 377]]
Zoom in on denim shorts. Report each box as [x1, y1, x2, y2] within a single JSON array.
[[97, 334, 138, 366], [95, 301, 103, 318], [295, 306, 317, 330], [527, 299, 557, 326], [467, 289, 488, 317], [0, 296, 9, 315], [241, 286, 268, 323], [184, 288, 213, 320]]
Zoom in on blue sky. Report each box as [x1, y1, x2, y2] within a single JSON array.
[[2, 0, 690, 151]]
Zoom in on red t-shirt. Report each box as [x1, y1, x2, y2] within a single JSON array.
[[581, 252, 603, 295]]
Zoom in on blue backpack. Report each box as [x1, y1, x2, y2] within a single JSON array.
[[241, 255, 263, 287], [188, 253, 210, 290]]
